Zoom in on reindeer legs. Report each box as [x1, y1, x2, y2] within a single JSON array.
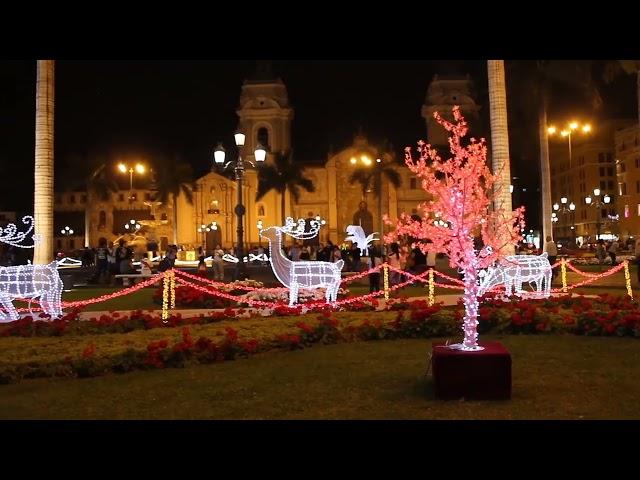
[[0, 293, 19, 322]]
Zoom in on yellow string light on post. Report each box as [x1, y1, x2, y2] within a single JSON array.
[[162, 272, 170, 321], [383, 264, 389, 300], [560, 258, 568, 293], [169, 270, 176, 309], [428, 268, 435, 306], [624, 261, 633, 299]]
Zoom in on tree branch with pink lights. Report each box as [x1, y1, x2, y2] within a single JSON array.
[[385, 106, 525, 351]]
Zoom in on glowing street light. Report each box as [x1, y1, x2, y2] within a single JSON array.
[[584, 188, 613, 240], [547, 120, 593, 169], [124, 219, 141, 232], [212, 130, 267, 280], [61, 226, 74, 236], [117, 162, 146, 201]]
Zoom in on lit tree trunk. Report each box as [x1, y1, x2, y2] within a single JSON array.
[[462, 265, 481, 350], [539, 103, 553, 242], [34, 60, 55, 264], [84, 190, 91, 248], [487, 60, 514, 255]]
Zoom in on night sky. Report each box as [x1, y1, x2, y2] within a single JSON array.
[[0, 60, 636, 231]]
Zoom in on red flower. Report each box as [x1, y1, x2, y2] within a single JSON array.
[[511, 312, 523, 326], [296, 322, 313, 333], [81, 343, 96, 358]]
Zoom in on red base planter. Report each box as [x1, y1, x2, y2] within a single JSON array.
[[431, 341, 511, 400]]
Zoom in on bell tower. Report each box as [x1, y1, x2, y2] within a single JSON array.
[[237, 62, 294, 162], [421, 74, 480, 147]]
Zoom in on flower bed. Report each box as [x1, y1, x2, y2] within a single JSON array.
[[1, 293, 639, 384]]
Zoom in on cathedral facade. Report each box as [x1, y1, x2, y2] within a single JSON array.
[[54, 73, 479, 254]]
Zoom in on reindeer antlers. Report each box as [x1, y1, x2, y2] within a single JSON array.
[[0, 215, 37, 248], [279, 217, 322, 240]]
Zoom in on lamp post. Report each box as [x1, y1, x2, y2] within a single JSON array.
[[213, 132, 266, 280], [124, 219, 141, 234], [256, 219, 263, 250], [349, 153, 385, 253], [117, 162, 146, 202], [198, 221, 218, 251], [547, 121, 592, 170], [584, 188, 611, 241], [552, 197, 576, 241]]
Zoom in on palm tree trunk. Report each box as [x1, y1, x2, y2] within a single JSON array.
[[34, 60, 55, 264], [281, 186, 287, 225], [172, 195, 178, 245], [637, 70, 640, 129], [539, 103, 553, 243], [487, 60, 515, 255]]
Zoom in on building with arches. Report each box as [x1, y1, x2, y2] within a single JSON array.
[[54, 71, 479, 254]]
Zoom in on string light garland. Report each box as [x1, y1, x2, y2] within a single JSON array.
[[162, 272, 170, 321], [169, 270, 176, 309], [624, 260, 633, 299], [383, 265, 389, 300], [550, 262, 626, 292], [428, 268, 435, 306], [561, 258, 568, 293], [5, 254, 632, 321]]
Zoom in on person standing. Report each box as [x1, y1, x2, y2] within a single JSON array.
[[543, 236, 558, 280], [608, 239, 619, 265], [95, 238, 109, 284], [212, 244, 225, 280], [368, 246, 382, 293], [387, 242, 402, 285]]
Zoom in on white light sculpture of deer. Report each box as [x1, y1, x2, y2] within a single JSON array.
[[478, 252, 552, 298], [0, 262, 64, 321], [0, 214, 64, 322], [260, 217, 343, 306]]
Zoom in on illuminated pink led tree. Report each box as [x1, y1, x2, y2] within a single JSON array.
[[386, 107, 525, 351]]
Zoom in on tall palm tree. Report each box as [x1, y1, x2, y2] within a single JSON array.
[[508, 60, 601, 243], [487, 60, 515, 254], [256, 150, 315, 224], [153, 158, 196, 245], [59, 153, 119, 247], [604, 60, 640, 127], [33, 60, 55, 264], [349, 159, 400, 227]]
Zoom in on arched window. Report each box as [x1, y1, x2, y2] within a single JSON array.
[[99, 211, 106, 227], [257, 127, 270, 149], [257, 204, 265, 217]]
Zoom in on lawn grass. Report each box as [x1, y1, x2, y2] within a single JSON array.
[[1, 334, 639, 419]]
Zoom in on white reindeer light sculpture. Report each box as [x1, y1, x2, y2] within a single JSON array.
[[260, 217, 343, 306], [344, 225, 378, 256], [0, 262, 64, 321], [478, 252, 552, 298], [0, 215, 64, 321]]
